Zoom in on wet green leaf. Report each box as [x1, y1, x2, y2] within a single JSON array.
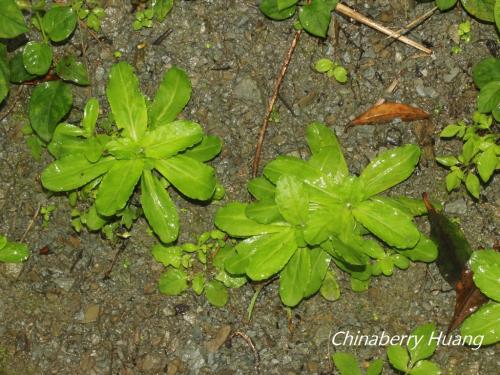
[[192, 273, 205, 295], [477, 81, 500, 113], [472, 57, 500, 88], [279, 248, 310, 306], [82, 98, 99, 136], [245, 199, 283, 224], [151, 244, 182, 268], [80, 204, 107, 231], [398, 234, 438, 262], [320, 270, 340, 301], [260, 0, 297, 20], [23, 41, 52, 76], [460, 301, 500, 345], [55, 56, 89, 85], [247, 176, 276, 200], [437, 0, 458, 10], [9, 52, 35, 83], [476, 147, 497, 182], [304, 248, 330, 297], [309, 145, 348, 184], [461, 0, 495, 22], [264, 155, 323, 185], [332, 352, 361, 375], [0, 0, 28, 38], [158, 268, 188, 295], [0, 240, 29, 263], [470, 249, 500, 301], [299, 0, 338, 37], [410, 360, 441, 375], [350, 277, 369, 292], [152, 0, 174, 21], [465, 172, 480, 199], [408, 323, 437, 363], [366, 359, 384, 375], [275, 175, 309, 225], [205, 280, 228, 307], [387, 345, 409, 372], [42, 6, 77, 42], [183, 135, 222, 162]]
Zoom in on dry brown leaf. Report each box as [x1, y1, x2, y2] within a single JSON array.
[[347, 102, 430, 130]]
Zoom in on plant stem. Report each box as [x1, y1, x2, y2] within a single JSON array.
[[36, 11, 48, 43]]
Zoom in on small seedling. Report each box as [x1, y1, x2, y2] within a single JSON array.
[[314, 58, 348, 84], [132, 0, 175, 31], [73, 0, 106, 32], [458, 20, 471, 43], [40, 204, 56, 227], [0, 235, 29, 263]]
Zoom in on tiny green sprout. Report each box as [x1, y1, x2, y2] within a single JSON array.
[[122, 259, 131, 269], [451, 46, 461, 54], [269, 108, 280, 123], [40, 204, 56, 226], [314, 58, 348, 84], [113, 50, 122, 58], [458, 20, 471, 43]]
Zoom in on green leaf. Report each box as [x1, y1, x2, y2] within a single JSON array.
[[55, 56, 89, 85], [275, 175, 309, 225], [151, 244, 182, 268], [42, 6, 77, 42], [23, 41, 52, 76], [350, 277, 369, 292], [158, 268, 188, 295], [496, 0, 500, 31], [303, 205, 346, 245], [149, 67, 191, 128], [246, 228, 297, 281], [437, 0, 458, 10], [299, 0, 338, 37], [9, 52, 35, 83], [205, 280, 229, 307], [470, 249, 500, 301], [143, 120, 203, 159], [320, 270, 340, 301], [29, 81, 73, 142], [141, 170, 179, 244], [106, 62, 147, 141], [259, 0, 297, 20], [245, 200, 283, 224], [152, 0, 174, 21], [303, 248, 330, 297], [155, 155, 215, 200], [279, 248, 310, 307], [314, 58, 334, 73], [410, 360, 441, 375], [309, 145, 348, 184], [359, 145, 420, 198], [306, 122, 344, 154], [367, 359, 384, 375], [436, 155, 459, 167], [465, 172, 480, 199], [408, 323, 437, 363], [353, 199, 420, 249], [476, 147, 497, 182], [472, 57, 500, 88], [0, 0, 28, 38], [445, 170, 461, 191], [332, 352, 361, 375], [398, 234, 438, 262], [0, 241, 29, 263], [369, 196, 427, 216], [247, 176, 276, 200], [440, 124, 463, 137], [47, 123, 88, 158], [225, 237, 260, 275], [183, 135, 222, 162], [0, 44, 9, 103], [215, 202, 287, 237], [82, 98, 99, 136], [191, 273, 205, 295], [95, 159, 143, 216], [460, 301, 500, 345], [325, 236, 367, 266], [460, 0, 495, 22], [80, 204, 107, 231], [263, 155, 323, 185], [215, 269, 247, 288], [332, 66, 348, 83], [478, 81, 500, 113], [41, 155, 114, 191], [387, 345, 409, 372]]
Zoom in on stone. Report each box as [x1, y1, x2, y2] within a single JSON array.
[[233, 77, 263, 103], [83, 304, 100, 323], [445, 198, 467, 215], [205, 325, 231, 353]]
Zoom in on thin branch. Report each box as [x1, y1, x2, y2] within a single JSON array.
[[335, 3, 432, 54], [387, 6, 438, 40], [226, 331, 260, 374], [19, 204, 41, 242]]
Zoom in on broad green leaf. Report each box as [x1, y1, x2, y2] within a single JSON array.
[[42, 6, 77, 42], [332, 352, 361, 375], [260, 0, 297, 20], [410, 360, 441, 375], [299, 0, 338, 37], [478, 81, 500, 113], [275, 175, 309, 225], [303, 248, 330, 297], [192, 273, 205, 295], [387, 345, 409, 372], [95, 159, 143, 216], [29, 81, 73, 142], [367, 359, 384, 375], [41, 155, 114, 191], [225, 236, 261, 275], [437, 0, 458, 10], [152, 0, 174, 21], [155, 155, 215, 200], [472, 57, 500, 88], [465, 172, 480, 199], [320, 270, 340, 301], [183, 135, 222, 162], [150, 67, 191, 128], [55, 56, 89, 85], [446, 170, 461, 191], [408, 323, 437, 363], [106, 62, 147, 141], [325, 236, 367, 266], [369, 196, 427, 216], [47, 123, 87, 158], [151, 244, 182, 268], [309, 145, 348, 184], [0, 44, 9, 102], [158, 268, 188, 295], [263, 155, 323, 186], [392, 254, 410, 269], [141, 170, 179, 244], [0, 0, 28, 38], [246, 228, 298, 281], [436, 155, 459, 167], [460, 301, 500, 345], [0, 241, 29, 263], [82, 98, 99, 136], [470, 249, 500, 301], [314, 58, 334, 73], [205, 280, 229, 307], [306, 122, 343, 154], [215, 268, 247, 288], [350, 277, 370, 292], [353, 200, 420, 249], [277, 0, 299, 10], [9, 52, 35, 83], [461, 0, 495, 22], [215, 202, 287, 237], [440, 124, 463, 137], [279, 248, 310, 307], [143, 120, 203, 159], [247, 176, 276, 200], [303, 206, 341, 245], [80, 204, 107, 231], [23, 41, 52, 76], [245, 199, 283, 224], [359, 144, 420, 198], [476, 147, 497, 182], [379, 256, 394, 276], [360, 239, 386, 260]]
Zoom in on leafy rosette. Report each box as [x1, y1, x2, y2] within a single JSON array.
[[215, 123, 437, 307], [41, 62, 222, 243]]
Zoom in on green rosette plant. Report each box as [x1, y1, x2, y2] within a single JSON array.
[[41, 62, 222, 244], [434, 0, 499, 32], [215, 123, 437, 307]]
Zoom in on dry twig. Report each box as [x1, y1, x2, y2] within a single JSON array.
[[226, 331, 260, 374]]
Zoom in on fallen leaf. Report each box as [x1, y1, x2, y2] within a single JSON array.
[[347, 102, 429, 130]]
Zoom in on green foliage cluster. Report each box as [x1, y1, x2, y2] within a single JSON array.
[[152, 230, 247, 307], [332, 323, 441, 375], [260, 0, 339, 37], [314, 57, 348, 84], [460, 249, 500, 345], [40, 62, 222, 244], [132, 0, 174, 31], [215, 123, 437, 307], [72, 0, 106, 32], [435, 0, 500, 32], [0, 235, 29, 263]]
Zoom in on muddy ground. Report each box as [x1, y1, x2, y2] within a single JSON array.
[[0, 0, 499, 374]]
